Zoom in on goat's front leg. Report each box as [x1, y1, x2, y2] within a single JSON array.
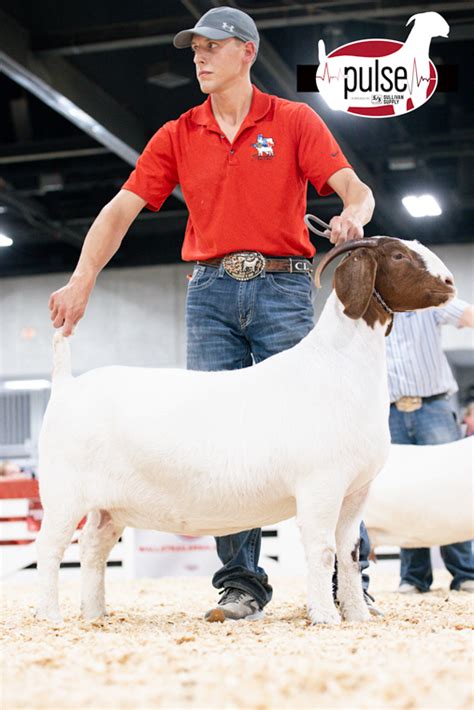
[[335, 484, 371, 623], [296, 489, 342, 625], [79, 510, 124, 621], [36, 510, 83, 624]]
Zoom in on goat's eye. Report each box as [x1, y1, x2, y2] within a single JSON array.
[[392, 253, 405, 261]]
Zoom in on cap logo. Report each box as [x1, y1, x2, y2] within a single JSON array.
[[222, 22, 234, 32]]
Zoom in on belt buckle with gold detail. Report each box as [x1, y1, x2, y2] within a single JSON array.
[[395, 396, 422, 413], [222, 251, 265, 281]]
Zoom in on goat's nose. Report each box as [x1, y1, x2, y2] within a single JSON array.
[[444, 276, 454, 287]]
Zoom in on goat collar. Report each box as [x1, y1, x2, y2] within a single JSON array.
[[372, 289, 394, 336]]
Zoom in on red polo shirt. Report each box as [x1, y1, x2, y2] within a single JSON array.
[[122, 85, 351, 261]]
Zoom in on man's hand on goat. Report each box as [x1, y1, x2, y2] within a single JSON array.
[[328, 211, 364, 245], [49, 275, 95, 336], [325, 168, 374, 244]]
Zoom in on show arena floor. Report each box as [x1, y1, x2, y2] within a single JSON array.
[[1, 568, 473, 709]]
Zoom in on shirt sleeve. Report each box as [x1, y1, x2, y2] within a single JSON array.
[[121, 121, 179, 211], [296, 103, 352, 196], [432, 297, 469, 327]]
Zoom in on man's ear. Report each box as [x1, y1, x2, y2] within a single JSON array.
[[333, 249, 378, 319]]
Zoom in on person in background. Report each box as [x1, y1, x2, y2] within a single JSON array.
[[386, 296, 474, 594], [0, 460, 26, 477], [462, 402, 474, 436]]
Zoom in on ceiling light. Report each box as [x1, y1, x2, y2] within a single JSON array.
[[388, 157, 416, 171], [0, 233, 13, 247], [147, 62, 191, 89], [402, 194, 442, 218], [4, 379, 51, 391], [39, 172, 64, 193]]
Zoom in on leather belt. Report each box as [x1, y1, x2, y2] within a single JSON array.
[[393, 393, 448, 413], [197, 251, 312, 282]]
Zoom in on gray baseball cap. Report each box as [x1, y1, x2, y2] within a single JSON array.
[[173, 6, 259, 55]]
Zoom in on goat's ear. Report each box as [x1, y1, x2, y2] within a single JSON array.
[[333, 248, 377, 319]]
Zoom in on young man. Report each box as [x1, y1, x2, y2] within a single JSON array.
[[387, 297, 474, 594], [49, 7, 376, 620]]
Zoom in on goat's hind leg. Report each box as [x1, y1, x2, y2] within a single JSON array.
[[36, 507, 84, 624], [335, 484, 371, 623], [296, 488, 342, 625], [79, 510, 124, 621]]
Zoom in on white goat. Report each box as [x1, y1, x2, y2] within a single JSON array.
[[365, 437, 474, 549], [36, 237, 455, 626]]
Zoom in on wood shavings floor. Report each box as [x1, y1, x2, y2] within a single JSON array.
[[2, 569, 472, 709]]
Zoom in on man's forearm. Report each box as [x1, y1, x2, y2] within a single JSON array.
[[49, 189, 146, 334], [70, 204, 129, 286], [326, 169, 375, 243], [341, 181, 375, 227]]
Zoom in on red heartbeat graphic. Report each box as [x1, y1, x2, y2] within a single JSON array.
[[315, 63, 343, 83], [407, 57, 432, 93]]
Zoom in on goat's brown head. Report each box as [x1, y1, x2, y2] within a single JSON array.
[[315, 237, 455, 333]]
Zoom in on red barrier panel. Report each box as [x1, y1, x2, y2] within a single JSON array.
[[0, 478, 39, 499], [0, 479, 85, 547]]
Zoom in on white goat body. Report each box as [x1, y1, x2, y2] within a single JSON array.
[[365, 438, 474, 548], [40, 293, 389, 536], [36, 237, 455, 625]]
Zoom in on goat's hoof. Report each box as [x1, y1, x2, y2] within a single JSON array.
[[308, 607, 341, 625], [341, 607, 372, 623], [35, 609, 64, 626], [81, 609, 107, 623]]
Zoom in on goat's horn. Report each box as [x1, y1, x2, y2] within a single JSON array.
[[314, 238, 380, 288]]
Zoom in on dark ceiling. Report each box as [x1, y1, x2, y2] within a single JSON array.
[[0, 0, 473, 277]]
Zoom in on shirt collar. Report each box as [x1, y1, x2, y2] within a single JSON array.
[[191, 85, 272, 129]]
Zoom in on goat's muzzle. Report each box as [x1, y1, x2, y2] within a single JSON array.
[[314, 239, 381, 288]]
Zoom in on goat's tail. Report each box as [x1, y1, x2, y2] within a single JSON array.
[[51, 331, 73, 388], [318, 39, 327, 63]]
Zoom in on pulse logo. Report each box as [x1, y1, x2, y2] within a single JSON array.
[[316, 11, 449, 118]]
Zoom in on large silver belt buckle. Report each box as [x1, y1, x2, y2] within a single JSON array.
[[222, 251, 265, 281], [395, 396, 422, 412]]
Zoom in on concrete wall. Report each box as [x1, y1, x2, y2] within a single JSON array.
[[0, 243, 473, 380], [0, 263, 190, 378]]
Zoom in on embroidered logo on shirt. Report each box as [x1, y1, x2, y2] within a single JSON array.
[[252, 133, 275, 159]]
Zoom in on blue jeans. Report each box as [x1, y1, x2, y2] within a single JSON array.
[[186, 263, 370, 608], [389, 399, 474, 591]]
